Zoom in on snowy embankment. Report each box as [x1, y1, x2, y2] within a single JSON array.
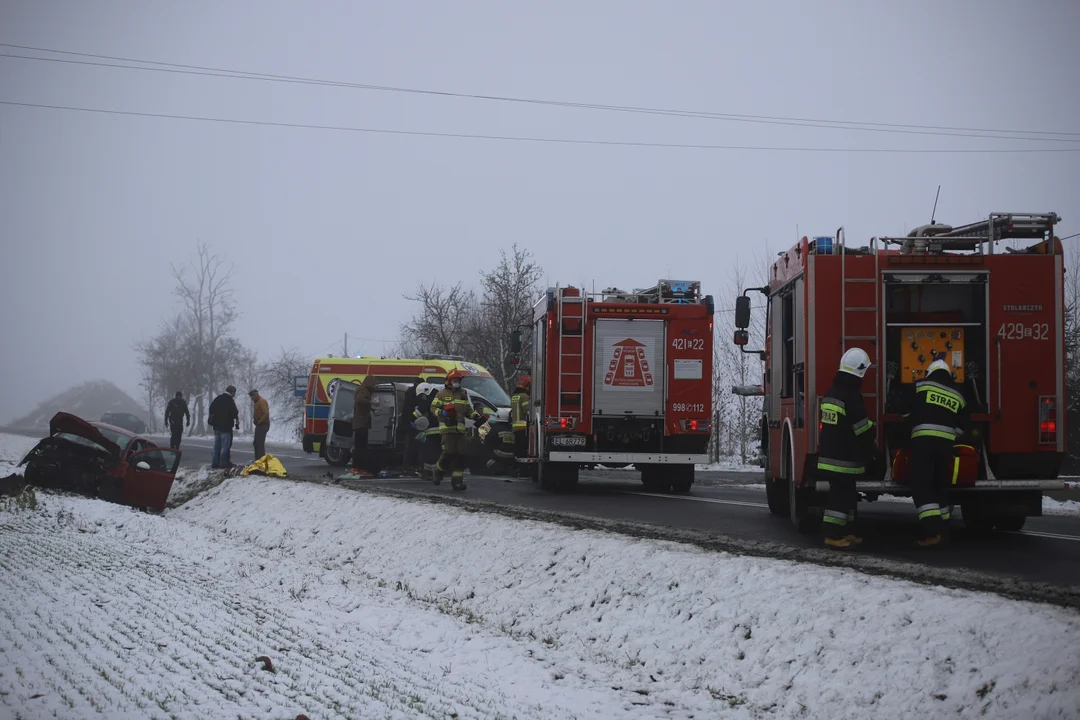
[[2, 474, 1079, 718]]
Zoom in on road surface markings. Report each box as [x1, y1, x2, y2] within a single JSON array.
[[1014, 529, 1080, 543], [617, 490, 769, 510]]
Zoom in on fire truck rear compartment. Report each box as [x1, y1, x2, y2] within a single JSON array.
[[881, 273, 1063, 481]]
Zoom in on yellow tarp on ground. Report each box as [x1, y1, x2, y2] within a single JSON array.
[[240, 454, 287, 478]]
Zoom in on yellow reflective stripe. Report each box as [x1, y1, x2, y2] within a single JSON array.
[[817, 462, 865, 475], [821, 402, 846, 415], [912, 429, 957, 441], [853, 418, 873, 436], [951, 457, 960, 485]]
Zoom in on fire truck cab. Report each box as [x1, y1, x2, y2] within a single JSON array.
[[732, 213, 1067, 533], [524, 280, 715, 492]]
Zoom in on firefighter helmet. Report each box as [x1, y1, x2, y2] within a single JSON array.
[[839, 348, 872, 378], [446, 369, 465, 386], [518, 375, 531, 390], [926, 359, 951, 377]]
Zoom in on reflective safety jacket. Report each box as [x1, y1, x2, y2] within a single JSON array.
[[412, 390, 440, 440], [431, 386, 479, 435], [908, 369, 969, 443], [510, 389, 529, 431], [816, 373, 876, 475]]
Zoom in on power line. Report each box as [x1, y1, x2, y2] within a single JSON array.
[[3, 100, 1079, 154], [2, 43, 1078, 144]]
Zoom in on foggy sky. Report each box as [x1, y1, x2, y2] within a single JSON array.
[[1, 0, 1077, 423]]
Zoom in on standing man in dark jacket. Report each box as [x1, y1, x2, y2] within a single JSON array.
[[164, 391, 190, 450], [907, 358, 970, 547], [413, 383, 441, 480], [350, 375, 377, 477], [816, 348, 876, 550], [249, 389, 270, 460], [208, 385, 240, 469]]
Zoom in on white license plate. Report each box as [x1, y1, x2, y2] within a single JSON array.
[[551, 435, 586, 447]]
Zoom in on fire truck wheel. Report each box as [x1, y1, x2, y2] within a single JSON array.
[[670, 465, 694, 494], [765, 478, 788, 516], [540, 462, 579, 492], [639, 465, 670, 492], [785, 436, 820, 533]]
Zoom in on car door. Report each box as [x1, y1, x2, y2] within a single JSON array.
[[367, 386, 398, 446], [122, 447, 181, 512], [326, 380, 359, 454]]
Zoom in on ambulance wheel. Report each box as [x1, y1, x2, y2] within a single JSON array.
[[324, 446, 350, 467], [670, 465, 694, 494]]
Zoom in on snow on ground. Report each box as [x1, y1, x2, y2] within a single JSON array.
[[696, 456, 763, 473], [3, 477, 1077, 718], [0, 432, 37, 478]]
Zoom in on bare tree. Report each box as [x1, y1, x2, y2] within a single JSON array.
[[398, 247, 544, 392], [713, 247, 770, 463], [399, 282, 477, 357], [258, 347, 310, 441], [170, 242, 238, 432], [472, 245, 543, 388]]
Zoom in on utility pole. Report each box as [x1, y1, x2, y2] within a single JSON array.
[[344, 333, 348, 357]]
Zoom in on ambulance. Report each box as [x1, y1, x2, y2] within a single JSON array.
[[299, 354, 512, 466]]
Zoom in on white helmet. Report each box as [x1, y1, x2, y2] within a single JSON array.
[[926, 359, 951, 377], [415, 382, 438, 397], [839, 348, 872, 378]]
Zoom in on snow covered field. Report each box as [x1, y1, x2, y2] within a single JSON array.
[[2, 469, 1079, 718]]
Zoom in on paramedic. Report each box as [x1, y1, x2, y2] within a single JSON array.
[[816, 348, 876, 550], [907, 358, 970, 547], [431, 369, 487, 491]]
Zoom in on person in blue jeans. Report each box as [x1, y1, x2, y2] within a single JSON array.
[[208, 385, 240, 469]]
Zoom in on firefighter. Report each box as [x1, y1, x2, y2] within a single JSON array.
[[817, 348, 876, 550], [164, 391, 190, 450], [431, 369, 488, 490], [412, 383, 442, 480], [510, 375, 531, 478], [907, 358, 970, 547], [397, 380, 421, 476]]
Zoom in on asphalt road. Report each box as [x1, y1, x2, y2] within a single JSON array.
[[169, 434, 1080, 591]]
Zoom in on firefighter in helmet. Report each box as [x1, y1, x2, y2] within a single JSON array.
[[817, 347, 876, 550], [431, 369, 488, 490], [510, 374, 531, 477], [906, 357, 970, 547]]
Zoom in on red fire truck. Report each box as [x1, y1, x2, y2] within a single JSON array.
[[731, 213, 1067, 533], [517, 280, 714, 492]]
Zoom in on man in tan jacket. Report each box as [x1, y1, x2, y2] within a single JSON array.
[[351, 375, 378, 477], [249, 389, 270, 459]]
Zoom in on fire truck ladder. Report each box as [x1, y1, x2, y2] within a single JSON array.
[[556, 286, 586, 427], [839, 227, 880, 406]]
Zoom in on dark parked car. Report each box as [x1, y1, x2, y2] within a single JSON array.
[[100, 412, 148, 434], [20, 412, 181, 512]]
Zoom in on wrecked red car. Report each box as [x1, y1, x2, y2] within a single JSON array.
[[18, 412, 181, 513]]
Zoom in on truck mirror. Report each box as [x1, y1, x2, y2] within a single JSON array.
[[734, 296, 752, 329], [509, 329, 523, 353], [733, 329, 749, 346]]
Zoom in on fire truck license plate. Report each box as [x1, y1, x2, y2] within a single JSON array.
[[551, 435, 586, 447]]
